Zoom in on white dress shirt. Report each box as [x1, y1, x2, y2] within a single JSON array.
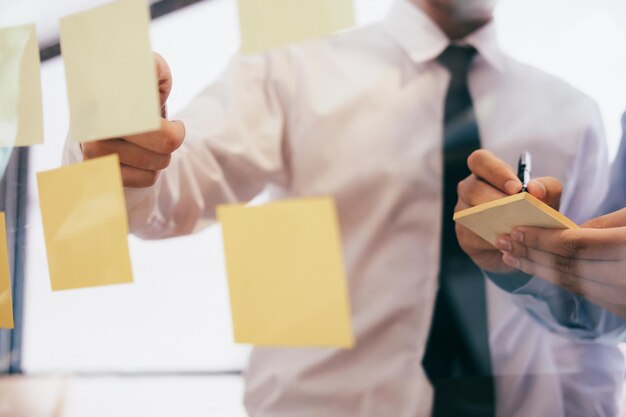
[[65, 1, 624, 416], [603, 112, 626, 213]]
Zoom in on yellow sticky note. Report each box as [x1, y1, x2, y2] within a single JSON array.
[[454, 192, 578, 246], [0, 213, 14, 328], [37, 155, 133, 291], [218, 197, 354, 348], [0, 23, 43, 147], [237, 0, 355, 54], [60, 0, 160, 143]]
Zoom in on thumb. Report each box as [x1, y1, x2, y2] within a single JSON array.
[[526, 176, 562, 210], [154, 52, 172, 108], [467, 149, 522, 195], [582, 207, 626, 229]]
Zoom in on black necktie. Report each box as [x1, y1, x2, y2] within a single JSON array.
[[422, 45, 495, 417]]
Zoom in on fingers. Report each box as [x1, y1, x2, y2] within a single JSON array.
[[501, 227, 624, 261], [456, 218, 517, 274], [457, 175, 508, 209], [500, 226, 626, 261], [498, 237, 626, 285], [83, 139, 171, 171], [81, 118, 186, 189], [467, 149, 522, 195], [465, 151, 563, 209], [456, 223, 492, 253], [456, 150, 540, 273], [526, 176, 562, 210], [83, 140, 169, 187], [124, 119, 185, 154], [455, 149, 520, 274], [582, 207, 626, 229], [120, 164, 160, 188]]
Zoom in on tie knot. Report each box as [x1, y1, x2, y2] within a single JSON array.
[[437, 45, 477, 76]]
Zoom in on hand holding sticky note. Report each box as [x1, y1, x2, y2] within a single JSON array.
[[60, 0, 161, 143], [455, 152, 576, 246], [37, 155, 133, 291], [454, 192, 577, 246], [218, 197, 354, 348]]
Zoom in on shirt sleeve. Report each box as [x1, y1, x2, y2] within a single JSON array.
[[64, 52, 293, 239], [503, 103, 626, 342], [510, 277, 626, 343], [600, 111, 626, 215], [558, 101, 610, 224]]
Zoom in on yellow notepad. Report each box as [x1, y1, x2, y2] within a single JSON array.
[[454, 192, 578, 246], [0, 213, 14, 329], [60, 0, 160, 143], [217, 197, 354, 348], [37, 155, 133, 291], [237, 0, 355, 54], [0, 23, 43, 147]]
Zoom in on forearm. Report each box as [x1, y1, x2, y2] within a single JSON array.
[[63, 53, 291, 240]]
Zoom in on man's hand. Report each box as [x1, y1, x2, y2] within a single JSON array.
[[495, 209, 626, 318], [82, 52, 185, 188], [455, 149, 563, 273]]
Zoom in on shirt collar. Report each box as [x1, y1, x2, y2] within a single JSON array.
[[381, 0, 505, 71]]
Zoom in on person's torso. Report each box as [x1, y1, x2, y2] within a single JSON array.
[[242, 23, 616, 417]]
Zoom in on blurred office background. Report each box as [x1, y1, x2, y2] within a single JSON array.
[[0, 0, 626, 415]]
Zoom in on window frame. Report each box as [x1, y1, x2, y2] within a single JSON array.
[[0, 148, 29, 373]]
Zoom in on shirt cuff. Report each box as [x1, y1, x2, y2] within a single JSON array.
[[510, 276, 626, 343]]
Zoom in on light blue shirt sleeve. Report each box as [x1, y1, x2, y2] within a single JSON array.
[[511, 278, 626, 342], [490, 110, 626, 343]]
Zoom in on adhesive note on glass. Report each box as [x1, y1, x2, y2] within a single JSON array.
[[217, 197, 354, 348], [237, 0, 355, 54], [37, 154, 133, 291], [0, 213, 14, 328], [0, 23, 43, 148], [60, 0, 160, 143]]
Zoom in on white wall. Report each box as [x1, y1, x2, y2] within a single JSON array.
[[495, 0, 626, 157]]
